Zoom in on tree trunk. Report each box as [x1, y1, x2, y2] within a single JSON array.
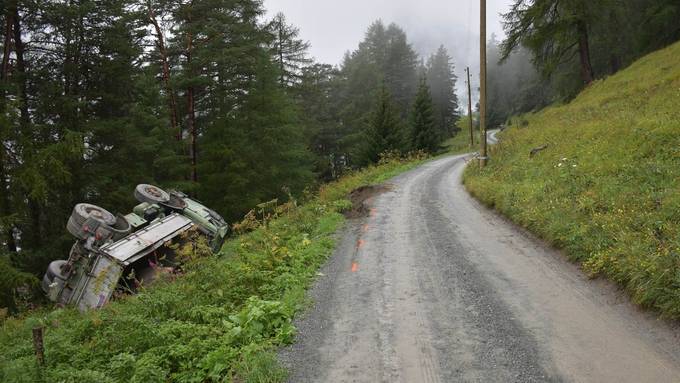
[[0, 159, 16, 252], [188, 84, 197, 182], [12, 6, 28, 127], [278, 22, 284, 86], [576, 20, 594, 85], [1, 7, 13, 82], [148, 5, 180, 140], [186, 29, 197, 183], [1, 4, 16, 252], [0, 132, 14, 252]]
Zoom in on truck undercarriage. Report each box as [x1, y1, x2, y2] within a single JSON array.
[[41, 184, 229, 311]]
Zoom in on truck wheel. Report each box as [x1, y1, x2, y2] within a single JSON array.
[[41, 260, 68, 295], [161, 192, 188, 210], [73, 203, 116, 226], [110, 214, 132, 242], [134, 184, 170, 205], [67, 203, 116, 239]]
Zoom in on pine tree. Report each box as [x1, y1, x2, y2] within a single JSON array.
[[268, 12, 311, 88], [297, 63, 344, 180], [383, 23, 418, 113], [426, 45, 459, 138], [200, 53, 314, 220], [410, 78, 438, 153], [335, 20, 419, 166], [364, 85, 405, 163], [145, 0, 180, 140], [167, 0, 268, 184], [0, 0, 172, 274], [502, 0, 602, 85]]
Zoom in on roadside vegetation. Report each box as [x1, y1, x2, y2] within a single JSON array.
[[440, 116, 479, 155], [0, 153, 426, 383], [464, 41, 680, 318]]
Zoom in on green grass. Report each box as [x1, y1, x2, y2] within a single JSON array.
[[464, 41, 680, 318], [441, 117, 479, 155], [0, 154, 427, 383]]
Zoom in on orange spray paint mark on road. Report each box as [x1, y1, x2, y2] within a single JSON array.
[[351, 262, 359, 272], [357, 239, 365, 248], [362, 224, 369, 232], [369, 208, 377, 217]]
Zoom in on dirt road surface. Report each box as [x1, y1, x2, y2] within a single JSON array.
[[280, 141, 680, 382]]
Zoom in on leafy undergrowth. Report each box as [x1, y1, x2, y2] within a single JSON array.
[[464, 41, 680, 318], [0, 153, 427, 383]]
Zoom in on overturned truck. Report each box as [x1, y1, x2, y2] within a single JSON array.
[[41, 184, 229, 311]]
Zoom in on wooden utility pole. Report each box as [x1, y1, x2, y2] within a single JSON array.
[[465, 67, 474, 147], [479, 0, 488, 167]]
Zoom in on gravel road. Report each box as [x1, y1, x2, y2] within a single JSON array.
[[279, 145, 680, 382]]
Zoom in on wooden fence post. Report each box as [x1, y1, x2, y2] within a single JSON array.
[[32, 326, 45, 366]]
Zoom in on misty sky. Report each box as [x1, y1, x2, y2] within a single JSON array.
[[263, 0, 514, 102]]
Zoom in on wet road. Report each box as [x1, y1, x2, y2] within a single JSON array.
[[280, 137, 680, 382]]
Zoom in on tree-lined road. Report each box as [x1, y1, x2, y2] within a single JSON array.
[[280, 148, 680, 382]]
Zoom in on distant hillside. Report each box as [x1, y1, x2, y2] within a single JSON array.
[[465, 41, 680, 318]]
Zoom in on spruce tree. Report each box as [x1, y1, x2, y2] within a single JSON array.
[[383, 23, 418, 113], [200, 53, 314, 220], [268, 12, 311, 88], [364, 85, 405, 163], [502, 0, 601, 85], [336, 20, 419, 166], [410, 78, 438, 153], [426, 45, 459, 138], [167, 0, 268, 184], [297, 63, 344, 180]]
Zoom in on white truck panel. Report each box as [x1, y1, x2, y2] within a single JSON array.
[[100, 213, 194, 264]]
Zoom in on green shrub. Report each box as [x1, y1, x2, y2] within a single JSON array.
[[0, 256, 38, 314]]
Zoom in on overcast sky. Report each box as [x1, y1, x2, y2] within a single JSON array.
[[263, 0, 513, 103]]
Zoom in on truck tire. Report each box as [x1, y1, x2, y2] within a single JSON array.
[[67, 203, 116, 239], [134, 184, 170, 205], [41, 260, 68, 294], [161, 192, 188, 210], [110, 214, 132, 242]]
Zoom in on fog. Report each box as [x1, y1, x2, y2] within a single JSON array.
[[263, 0, 514, 101]]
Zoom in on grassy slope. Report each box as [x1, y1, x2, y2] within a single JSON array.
[[464, 41, 680, 318], [441, 116, 479, 155], [0, 154, 426, 383]]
